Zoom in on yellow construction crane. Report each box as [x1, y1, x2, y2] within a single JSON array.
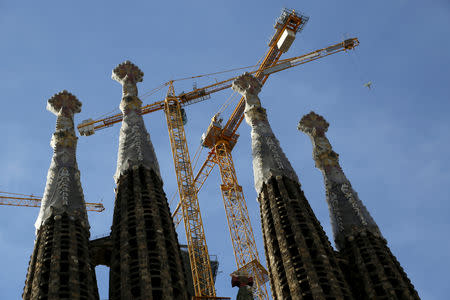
[[77, 8, 359, 299], [172, 37, 359, 300], [170, 36, 360, 217], [0, 191, 105, 212]]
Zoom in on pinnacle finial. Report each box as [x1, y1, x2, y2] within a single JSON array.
[[112, 60, 144, 84], [232, 72, 262, 97], [298, 111, 329, 136], [47, 90, 81, 116], [112, 61, 144, 101]]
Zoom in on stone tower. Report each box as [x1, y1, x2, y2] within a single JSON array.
[[298, 111, 420, 299], [233, 73, 353, 300], [23, 91, 99, 300], [108, 61, 190, 300]]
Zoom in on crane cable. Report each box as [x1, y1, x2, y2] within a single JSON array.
[[94, 57, 266, 121], [171, 62, 263, 83], [168, 190, 178, 209], [216, 52, 266, 115], [94, 83, 168, 120], [140, 82, 169, 99], [144, 53, 265, 210], [191, 143, 203, 172]]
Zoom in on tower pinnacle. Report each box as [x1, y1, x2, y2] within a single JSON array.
[[109, 61, 189, 299], [233, 72, 298, 195], [35, 90, 88, 231], [112, 60, 144, 105], [113, 60, 161, 182], [24, 91, 99, 300], [236, 73, 353, 299], [298, 111, 420, 299], [298, 111, 381, 248]]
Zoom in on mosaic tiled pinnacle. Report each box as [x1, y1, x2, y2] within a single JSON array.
[[299, 111, 420, 299], [23, 91, 99, 300]]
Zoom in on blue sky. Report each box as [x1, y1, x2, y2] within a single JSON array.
[[1, 0, 449, 299]]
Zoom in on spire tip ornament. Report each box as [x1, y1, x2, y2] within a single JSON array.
[[298, 111, 329, 136], [47, 90, 81, 116]]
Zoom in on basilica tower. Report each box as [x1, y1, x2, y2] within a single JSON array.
[[23, 91, 99, 300], [298, 111, 420, 299], [108, 61, 190, 300], [234, 73, 353, 300]]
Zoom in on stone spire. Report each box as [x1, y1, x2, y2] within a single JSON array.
[[109, 61, 190, 300], [23, 91, 99, 300], [298, 111, 381, 249], [233, 72, 298, 195], [35, 90, 88, 231], [112, 60, 160, 183], [298, 111, 420, 299], [235, 73, 354, 300]]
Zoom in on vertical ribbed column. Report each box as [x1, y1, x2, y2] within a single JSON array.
[[109, 61, 189, 300], [234, 73, 353, 300], [298, 111, 420, 299], [23, 91, 99, 300]]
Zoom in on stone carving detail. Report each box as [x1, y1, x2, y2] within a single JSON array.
[[232, 72, 262, 106], [327, 190, 345, 232], [131, 125, 144, 162], [298, 111, 381, 248], [113, 61, 161, 183], [35, 91, 88, 231], [58, 167, 70, 206], [233, 73, 299, 195], [112, 60, 143, 99]]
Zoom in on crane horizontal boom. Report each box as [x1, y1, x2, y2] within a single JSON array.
[[172, 37, 359, 225], [77, 38, 358, 138], [200, 38, 359, 150], [219, 38, 359, 144], [0, 192, 105, 212]]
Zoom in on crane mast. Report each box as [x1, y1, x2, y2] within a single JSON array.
[[164, 83, 217, 298], [190, 39, 359, 199], [175, 12, 359, 300], [222, 9, 308, 140], [196, 9, 309, 299]]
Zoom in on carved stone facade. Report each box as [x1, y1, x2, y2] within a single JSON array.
[[234, 73, 299, 195], [298, 112, 381, 247], [112, 61, 161, 183], [23, 91, 99, 300], [108, 61, 190, 300], [235, 73, 354, 300], [299, 111, 420, 299]]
